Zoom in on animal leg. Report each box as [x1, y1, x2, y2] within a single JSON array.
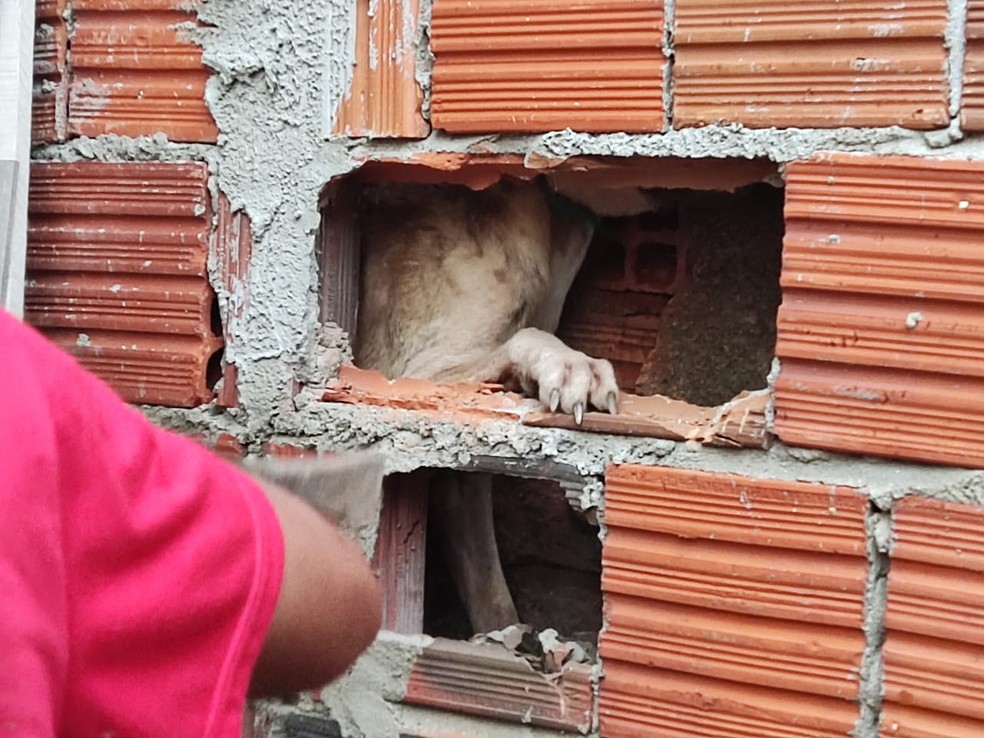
[[431, 470, 519, 633]]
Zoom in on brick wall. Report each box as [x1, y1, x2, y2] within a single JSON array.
[[24, 1, 984, 737]]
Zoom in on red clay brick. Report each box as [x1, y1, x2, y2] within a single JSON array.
[[32, 0, 68, 142], [602, 664, 859, 738], [600, 466, 868, 736], [331, 0, 428, 139], [372, 474, 428, 635], [404, 638, 593, 733], [962, 1, 984, 130], [557, 211, 681, 390], [775, 153, 984, 468], [430, 0, 665, 133], [25, 161, 221, 407], [213, 195, 253, 408], [881, 703, 984, 738], [673, 0, 950, 129], [68, 7, 217, 141], [883, 497, 984, 727]]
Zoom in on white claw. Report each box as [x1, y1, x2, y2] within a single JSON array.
[[550, 388, 560, 413], [574, 401, 584, 425], [607, 392, 618, 415]]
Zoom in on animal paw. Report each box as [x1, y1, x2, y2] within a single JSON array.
[[509, 329, 619, 424]]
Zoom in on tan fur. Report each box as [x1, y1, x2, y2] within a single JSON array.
[[356, 179, 635, 632]]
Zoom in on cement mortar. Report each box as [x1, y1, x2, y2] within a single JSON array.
[[194, 0, 358, 430], [946, 0, 969, 119], [316, 633, 429, 738], [348, 127, 984, 166], [143, 395, 984, 510], [856, 506, 891, 738], [30, 134, 219, 163], [258, 401, 984, 507]]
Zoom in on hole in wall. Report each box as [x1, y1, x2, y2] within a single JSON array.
[[320, 162, 784, 411], [206, 347, 224, 393], [423, 472, 602, 647]]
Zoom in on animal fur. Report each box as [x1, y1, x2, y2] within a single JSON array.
[[356, 177, 649, 632]]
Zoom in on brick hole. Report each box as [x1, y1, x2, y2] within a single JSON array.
[[318, 158, 782, 416], [319, 172, 784, 406], [423, 472, 601, 649], [559, 183, 784, 406], [634, 242, 677, 290], [205, 347, 224, 395]]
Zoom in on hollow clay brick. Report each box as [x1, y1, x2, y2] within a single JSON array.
[[25, 161, 221, 407], [404, 638, 594, 733], [882, 497, 984, 731], [775, 153, 984, 469], [32, 0, 68, 142], [600, 465, 868, 737], [212, 195, 252, 408], [673, 0, 950, 129], [430, 0, 665, 133], [962, 1, 984, 130], [68, 4, 217, 141], [331, 0, 428, 139]]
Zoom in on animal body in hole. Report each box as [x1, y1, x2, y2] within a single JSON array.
[[356, 178, 653, 633]]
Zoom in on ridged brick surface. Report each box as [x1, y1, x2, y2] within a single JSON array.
[[673, 1, 949, 129], [602, 663, 859, 738], [32, 0, 68, 142], [331, 0, 428, 138], [68, 0, 217, 141], [881, 704, 984, 738], [775, 153, 984, 468], [963, 1, 984, 130], [600, 465, 867, 737], [404, 639, 593, 733], [883, 497, 984, 731], [25, 161, 221, 407], [430, 0, 665, 133]]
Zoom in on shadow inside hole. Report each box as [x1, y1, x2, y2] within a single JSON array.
[[423, 474, 602, 644]]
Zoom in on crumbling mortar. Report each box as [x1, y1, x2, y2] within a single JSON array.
[[946, 0, 969, 120], [661, 0, 676, 131], [343, 127, 984, 175], [143, 393, 984, 512], [30, 134, 220, 163], [855, 502, 892, 738], [414, 0, 435, 124]]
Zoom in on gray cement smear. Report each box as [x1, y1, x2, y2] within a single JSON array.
[[350, 126, 984, 165], [316, 633, 429, 738], [855, 505, 891, 738], [946, 0, 969, 119], [195, 0, 357, 432], [259, 401, 984, 507], [30, 134, 218, 163]]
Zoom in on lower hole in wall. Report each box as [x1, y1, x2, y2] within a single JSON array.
[[423, 473, 602, 653]]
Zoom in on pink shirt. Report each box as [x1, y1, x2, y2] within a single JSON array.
[[0, 311, 284, 738]]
